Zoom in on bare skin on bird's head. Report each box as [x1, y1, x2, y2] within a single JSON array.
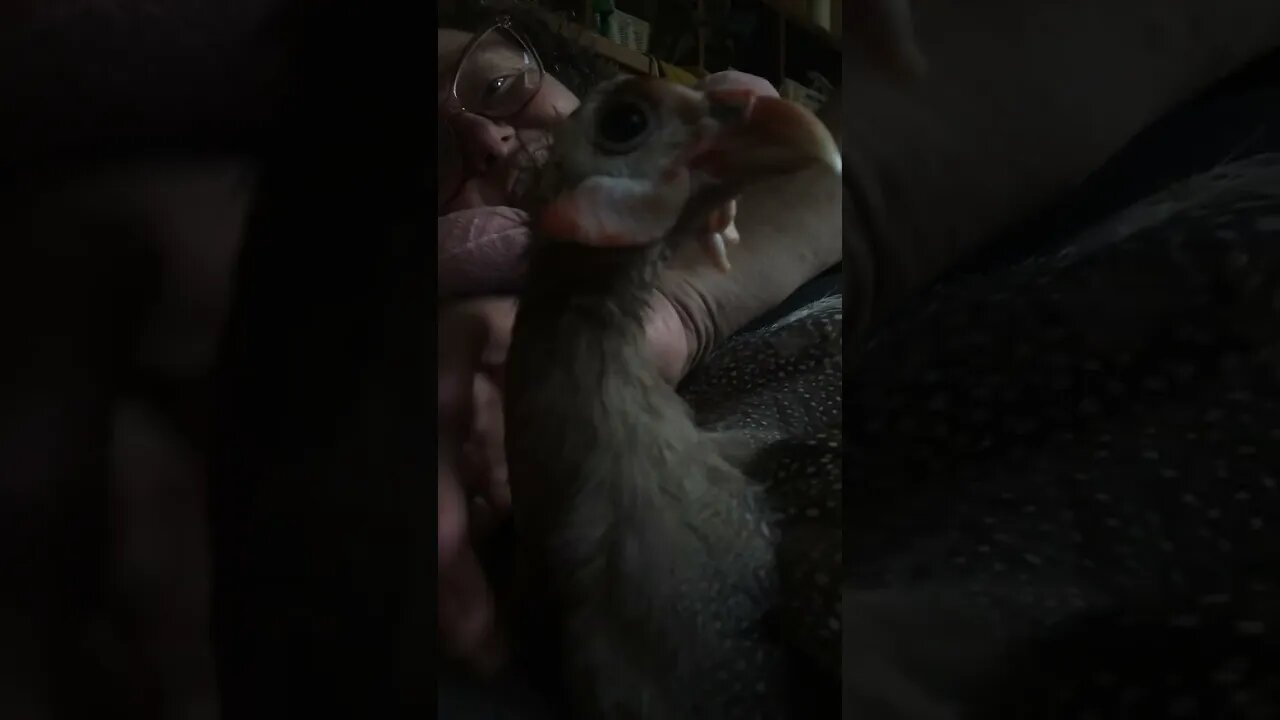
[[538, 76, 841, 271]]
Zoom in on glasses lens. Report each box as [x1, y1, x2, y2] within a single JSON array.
[[455, 26, 543, 119]]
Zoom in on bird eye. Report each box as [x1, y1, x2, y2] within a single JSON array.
[[593, 99, 652, 154]]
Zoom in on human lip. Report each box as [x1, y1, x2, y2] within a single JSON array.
[[508, 168, 533, 202], [443, 150, 549, 216], [507, 146, 551, 200]]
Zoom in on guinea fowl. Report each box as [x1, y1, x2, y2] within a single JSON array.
[[502, 77, 840, 720]]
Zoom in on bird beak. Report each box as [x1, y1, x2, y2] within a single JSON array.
[[690, 88, 841, 181]]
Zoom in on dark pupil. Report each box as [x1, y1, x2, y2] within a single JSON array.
[[597, 102, 648, 145]]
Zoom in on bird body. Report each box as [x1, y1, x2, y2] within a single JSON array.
[[503, 76, 839, 719], [507, 241, 782, 719]]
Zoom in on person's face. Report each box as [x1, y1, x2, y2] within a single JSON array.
[[438, 27, 580, 215]]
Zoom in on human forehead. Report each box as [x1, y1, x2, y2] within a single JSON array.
[[439, 27, 528, 72], [438, 29, 473, 83]]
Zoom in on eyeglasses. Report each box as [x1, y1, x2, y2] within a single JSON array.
[[438, 18, 545, 211]]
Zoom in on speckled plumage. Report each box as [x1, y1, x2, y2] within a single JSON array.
[[680, 294, 845, 688], [844, 154, 1280, 718], [505, 241, 787, 720], [503, 75, 843, 720]]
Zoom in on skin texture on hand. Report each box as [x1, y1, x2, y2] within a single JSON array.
[[658, 160, 843, 376], [437, 299, 516, 675], [433, 268, 714, 676], [654, 73, 843, 374], [438, 455, 509, 674]]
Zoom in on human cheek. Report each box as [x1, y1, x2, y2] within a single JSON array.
[[527, 74, 581, 124]]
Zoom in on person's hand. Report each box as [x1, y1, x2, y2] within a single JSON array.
[[438, 298, 515, 675], [647, 68, 840, 376], [654, 164, 842, 377], [438, 457, 508, 675], [688, 72, 769, 274], [433, 278, 714, 672]]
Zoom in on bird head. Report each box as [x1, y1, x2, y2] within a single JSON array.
[[537, 76, 840, 252]]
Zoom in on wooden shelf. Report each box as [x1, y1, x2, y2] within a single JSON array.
[[548, 17, 655, 76], [758, 0, 840, 50]]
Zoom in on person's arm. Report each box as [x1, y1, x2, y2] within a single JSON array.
[[657, 162, 842, 378], [843, 0, 1280, 344], [654, 70, 843, 379]]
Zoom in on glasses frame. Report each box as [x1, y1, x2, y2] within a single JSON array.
[[439, 17, 548, 212], [443, 16, 546, 122]]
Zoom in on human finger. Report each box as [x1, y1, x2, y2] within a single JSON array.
[[438, 536, 508, 675], [439, 455, 469, 565]]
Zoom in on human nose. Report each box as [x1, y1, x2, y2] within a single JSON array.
[[450, 112, 518, 176]]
